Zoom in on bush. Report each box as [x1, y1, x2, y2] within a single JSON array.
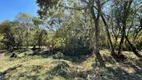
[[53, 52, 64, 59], [135, 41, 142, 50], [48, 61, 70, 77], [64, 47, 92, 57]]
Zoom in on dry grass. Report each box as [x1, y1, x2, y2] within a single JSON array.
[[0, 50, 141, 80]]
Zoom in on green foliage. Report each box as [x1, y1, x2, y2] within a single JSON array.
[[0, 21, 15, 50], [135, 36, 142, 50], [32, 17, 43, 27], [36, 0, 60, 18]]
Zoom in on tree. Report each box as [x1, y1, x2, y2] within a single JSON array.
[[117, 0, 133, 55], [36, 0, 107, 67], [111, 0, 142, 58], [32, 17, 43, 48], [16, 13, 32, 49], [101, 14, 115, 55], [12, 21, 25, 49], [0, 20, 15, 50]]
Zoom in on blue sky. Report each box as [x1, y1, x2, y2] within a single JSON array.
[[0, 0, 39, 22]]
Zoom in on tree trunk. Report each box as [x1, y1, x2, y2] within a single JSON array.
[[38, 30, 42, 49], [26, 28, 29, 49], [101, 15, 115, 55], [117, 0, 132, 55], [125, 35, 142, 58], [90, 5, 105, 67], [133, 27, 142, 42], [117, 23, 126, 55]]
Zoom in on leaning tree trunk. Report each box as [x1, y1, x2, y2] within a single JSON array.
[[117, 22, 126, 55], [117, 0, 132, 55], [101, 15, 115, 55], [133, 27, 142, 42], [125, 35, 142, 58]]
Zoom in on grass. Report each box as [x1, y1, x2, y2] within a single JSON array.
[[0, 49, 142, 80]]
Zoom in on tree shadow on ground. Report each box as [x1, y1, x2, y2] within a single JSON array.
[[62, 48, 93, 63], [99, 54, 142, 80], [63, 54, 93, 63], [123, 61, 142, 74], [0, 64, 23, 80], [1, 56, 142, 80], [29, 49, 59, 58], [105, 66, 142, 80], [103, 55, 116, 64], [135, 59, 142, 69], [31, 48, 94, 64]]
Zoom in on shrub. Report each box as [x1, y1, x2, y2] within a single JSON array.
[[53, 52, 64, 59]]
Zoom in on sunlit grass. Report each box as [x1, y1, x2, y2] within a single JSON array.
[[0, 50, 141, 80]]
